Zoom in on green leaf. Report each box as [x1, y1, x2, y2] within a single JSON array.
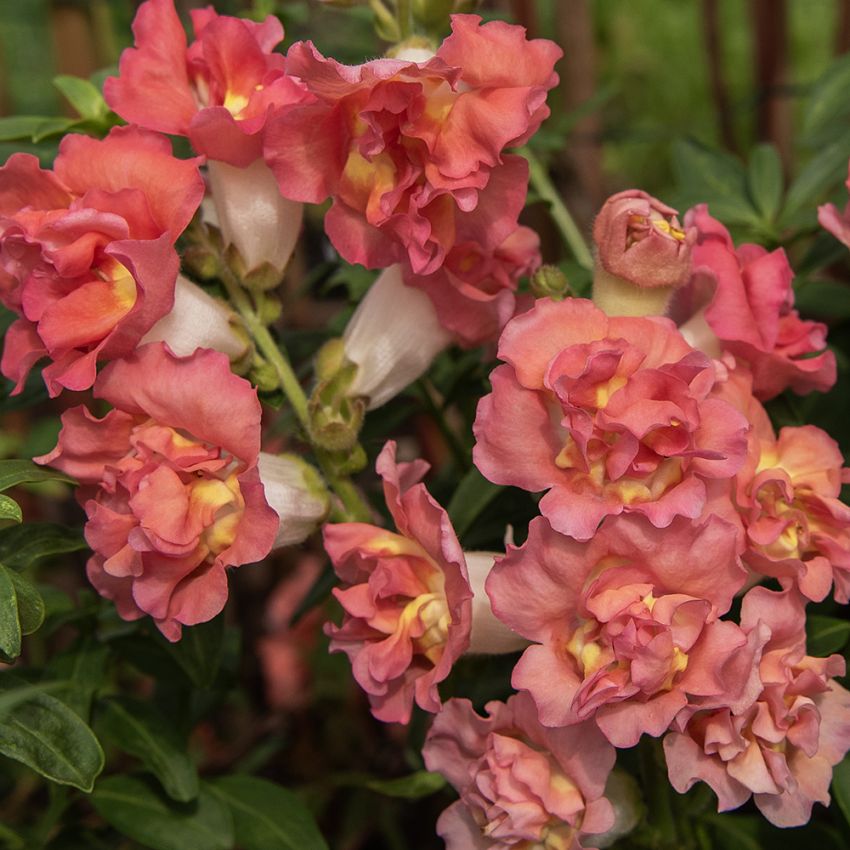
[[447, 467, 502, 540], [8, 571, 43, 635], [160, 614, 225, 688], [0, 495, 21, 524], [0, 523, 86, 570], [833, 755, 850, 828], [804, 54, 850, 143], [0, 675, 104, 791], [209, 775, 328, 850], [783, 133, 850, 221], [702, 813, 763, 850], [0, 459, 75, 492], [746, 144, 783, 222], [45, 639, 109, 720], [52, 75, 107, 120], [806, 615, 850, 656], [363, 770, 446, 798], [0, 565, 21, 661], [96, 697, 199, 803], [794, 280, 850, 321], [0, 821, 25, 850], [91, 776, 233, 850], [0, 115, 75, 143]]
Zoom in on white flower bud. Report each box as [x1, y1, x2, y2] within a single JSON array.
[[344, 265, 451, 410], [465, 551, 528, 654], [142, 274, 248, 359], [258, 453, 330, 548], [207, 159, 303, 274]]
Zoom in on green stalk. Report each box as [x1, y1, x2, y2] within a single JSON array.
[[217, 265, 371, 523], [522, 146, 594, 270], [396, 0, 413, 39]]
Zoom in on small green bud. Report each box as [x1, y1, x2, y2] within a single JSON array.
[[251, 361, 280, 393], [256, 292, 283, 325], [314, 338, 347, 382], [531, 264, 571, 301], [242, 260, 284, 293], [411, 0, 454, 29]]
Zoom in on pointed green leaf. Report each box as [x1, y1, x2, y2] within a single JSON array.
[[746, 144, 783, 222], [91, 776, 233, 850], [0, 675, 104, 791], [46, 639, 109, 720], [97, 697, 199, 803], [209, 775, 328, 850], [0, 115, 75, 143], [804, 54, 850, 142], [8, 571, 43, 635], [447, 467, 502, 540], [0, 523, 86, 570], [0, 460, 75, 492], [0, 496, 21, 524], [363, 770, 445, 798], [52, 75, 107, 120], [806, 615, 850, 656], [0, 566, 21, 661], [783, 133, 850, 221], [160, 614, 225, 688]]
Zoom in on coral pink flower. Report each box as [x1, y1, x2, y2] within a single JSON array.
[[733, 400, 850, 603], [818, 160, 850, 248], [664, 586, 850, 827], [487, 514, 748, 747], [423, 693, 616, 850], [405, 225, 541, 347], [324, 441, 472, 724], [104, 0, 310, 167], [265, 15, 561, 275], [674, 205, 835, 400], [473, 297, 749, 541], [259, 554, 324, 711], [35, 343, 278, 641], [0, 127, 203, 396]]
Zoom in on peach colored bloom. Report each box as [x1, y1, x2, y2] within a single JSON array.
[[423, 693, 616, 850], [674, 205, 835, 400], [665, 587, 850, 827], [0, 127, 203, 395], [473, 298, 749, 541], [324, 441, 472, 723], [487, 514, 747, 747], [265, 15, 560, 276], [36, 343, 278, 641]]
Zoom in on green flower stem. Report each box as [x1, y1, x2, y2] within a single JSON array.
[[522, 147, 594, 271], [217, 265, 371, 523], [396, 0, 412, 39]]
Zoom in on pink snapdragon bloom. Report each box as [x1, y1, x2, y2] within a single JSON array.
[[733, 395, 850, 602], [265, 15, 561, 275], [323, 441, 473, 723], [0, 127, 203, 395], [818, 161, 850, 247], [665, 586, 850, 827], [473, 298, 749, 541], [423, 693, 616, 850], [35, 343, 278, 641], [405, 226, 541, 347], [104, 0, 310, 167], [674, 206, 835, 400], [487, 514, 747, 747], [594, 190, 695, 289]]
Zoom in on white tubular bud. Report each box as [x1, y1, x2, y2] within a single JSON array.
[[344, 265, 452, 410], [142, 274, 249, 359], [258, 453, 330, 549], [678, 306, 723, 359], [207, 159, 303, 274], [465, 551, 528, 655]]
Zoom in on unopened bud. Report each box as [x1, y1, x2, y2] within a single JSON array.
[[258, 453, 330, 548], [530, 264, 570, 301], [592, 190, 695, 317], [251, 361, 280, 393], [386, 36, 437, 62], [465, 551, 529, 655], [308, 371, 365, 452]]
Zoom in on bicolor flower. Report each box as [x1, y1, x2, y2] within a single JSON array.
[[0, 127, 203, 395], [265, 15, 561, 276], [487, 514, 748, 747], [36, 343, 279, 640], [674, 206, 835, 400], [423, 693, 616, 850], [324, 441, 473, 723], [473, 298, 749, 541], [664, 587, 850, 827]]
